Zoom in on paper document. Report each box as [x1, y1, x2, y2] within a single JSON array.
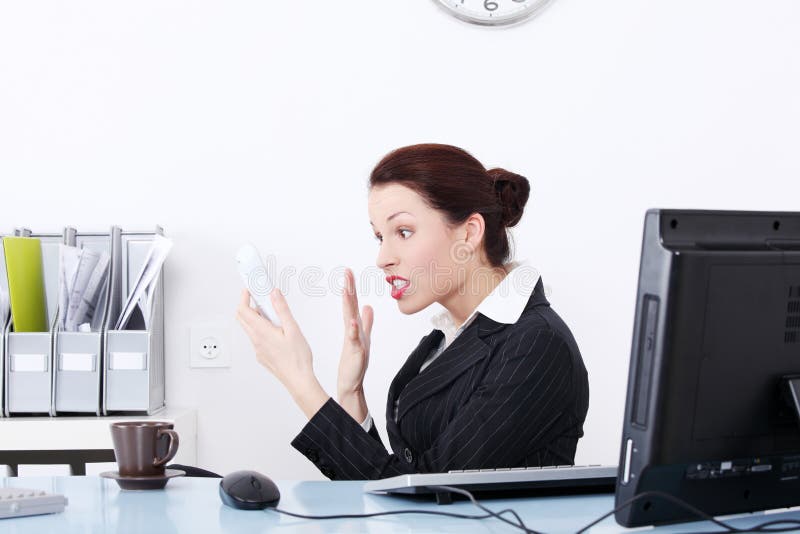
[[58, 244, 111, 332], [58, 245, 80, 330], [115, 234, 172, 330]]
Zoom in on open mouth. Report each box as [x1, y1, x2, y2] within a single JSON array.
[[387, 276, 410, 300]]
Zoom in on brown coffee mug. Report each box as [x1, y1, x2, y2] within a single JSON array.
[[110, 421, 180, 477]]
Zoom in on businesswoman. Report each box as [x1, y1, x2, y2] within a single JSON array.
[[236, 143, 589, 480]]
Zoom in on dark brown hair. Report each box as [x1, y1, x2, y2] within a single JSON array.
[[369, 143, 530, 268]]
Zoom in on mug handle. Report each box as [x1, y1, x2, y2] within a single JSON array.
[[153, 429, 180, 467]]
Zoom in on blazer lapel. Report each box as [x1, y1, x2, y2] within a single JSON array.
[[395, 314, 507, 421], [384, 277, 551, 443], [385, 330, 444, 426]]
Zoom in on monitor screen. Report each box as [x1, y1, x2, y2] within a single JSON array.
[[615, 209, 800, 527]]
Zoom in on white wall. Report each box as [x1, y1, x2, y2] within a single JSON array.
[[1, 1, 799, 480]]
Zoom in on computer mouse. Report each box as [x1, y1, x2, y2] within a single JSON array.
[[219, 470, 280, 510]]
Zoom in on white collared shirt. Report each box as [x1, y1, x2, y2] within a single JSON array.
[[359, 259, 539, 431]]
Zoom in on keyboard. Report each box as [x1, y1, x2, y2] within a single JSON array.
[[364, 464, 617, 503], [0, 487, 68, 519]]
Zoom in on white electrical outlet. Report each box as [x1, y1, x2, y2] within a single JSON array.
[[190, 326, 231, 368], [199, 336, 222, 359]]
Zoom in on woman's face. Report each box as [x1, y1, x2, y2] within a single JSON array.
[[369, 183, 471, 314]]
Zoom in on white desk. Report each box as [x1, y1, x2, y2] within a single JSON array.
[[4, 476, 800, 533], [0, 407, 196, 475]]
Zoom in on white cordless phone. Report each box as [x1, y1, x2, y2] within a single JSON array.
[[235, 244, 282, 327]]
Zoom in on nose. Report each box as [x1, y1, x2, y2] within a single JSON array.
[[376, 242, 398, 271]]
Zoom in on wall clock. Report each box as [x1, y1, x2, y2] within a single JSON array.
[[434, 0, 554, 27]]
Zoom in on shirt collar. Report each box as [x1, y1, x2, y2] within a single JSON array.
[[430, 259, 540, 344]]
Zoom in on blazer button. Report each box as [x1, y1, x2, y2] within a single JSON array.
[[306, 449, 319, 463], [404, 448, 413, 464]]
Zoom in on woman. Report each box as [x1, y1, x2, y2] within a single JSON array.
[[236, 143, 589, 481]]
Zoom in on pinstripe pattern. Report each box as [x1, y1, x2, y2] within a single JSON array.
[[291, 277, 589, 480]]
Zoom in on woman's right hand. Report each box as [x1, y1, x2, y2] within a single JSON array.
[[337, 268, 374, 404]]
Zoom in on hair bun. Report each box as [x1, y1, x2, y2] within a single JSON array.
[[488, 168, 530, 227]]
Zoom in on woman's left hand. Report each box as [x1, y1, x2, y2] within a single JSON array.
[[236, 288, 316, 396]]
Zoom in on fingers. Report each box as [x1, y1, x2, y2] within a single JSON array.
[[269, 288, 297, 332], [236, 308, 258, 341], [237, 289, 279, 341], [348, 318, 359, 341], [343, 268, 366, 336], [237, 289, 262, 324], [342, 269, 355, 328], [341, 268, 376, 342], [345, 269, 366, 329], [349, 269, 359, 312], [362, 305, 374, 337]]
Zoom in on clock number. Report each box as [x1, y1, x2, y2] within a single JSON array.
[[436, 0, 549, 26]]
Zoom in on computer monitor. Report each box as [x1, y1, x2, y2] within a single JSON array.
[[615, 209, 800, 527]]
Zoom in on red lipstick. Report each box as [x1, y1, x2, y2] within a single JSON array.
[[386, 275, 410, 300]]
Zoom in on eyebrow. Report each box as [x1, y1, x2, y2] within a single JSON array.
[[369, 211, 412, 227]]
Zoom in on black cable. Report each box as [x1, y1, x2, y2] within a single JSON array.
[[267, 485, 800, 534], [273, 507, 489, 520], [427, 485, 541, 534], [575, 490, 800, 534], [271, 503, 530, 527], [269, 484, 539, 533], [751, 520, 800, 533]]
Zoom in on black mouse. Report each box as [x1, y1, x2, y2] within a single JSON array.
[[219, 470, 280, 510]]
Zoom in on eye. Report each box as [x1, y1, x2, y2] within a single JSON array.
[[373, 228, 411, 244]]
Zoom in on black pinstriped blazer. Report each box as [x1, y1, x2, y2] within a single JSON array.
[[291, 277, 589, 480]]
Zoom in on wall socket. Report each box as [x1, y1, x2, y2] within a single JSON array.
[[190, 326, 231, 368]]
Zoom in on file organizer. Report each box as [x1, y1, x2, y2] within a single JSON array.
[[102, 227, 166, 415], [52, 228, 113, 415], [0, 235, 8, 418], [3, 231, 65, 416], [0, 231, 24, 417]]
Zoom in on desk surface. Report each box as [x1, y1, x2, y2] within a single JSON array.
[[3, 476, 800, 533]]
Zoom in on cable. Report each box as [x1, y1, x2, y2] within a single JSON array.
[[575, 490, 800, 534], [750, 520, 800, 533], [268, 486, 800, 534], [271, 504, 532, 528], [427, 485, 541, 534], [269, 484, 541, 533]]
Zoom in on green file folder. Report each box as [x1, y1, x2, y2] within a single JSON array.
[[2, 237, 49, 332]]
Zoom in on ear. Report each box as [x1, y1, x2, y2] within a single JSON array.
[[463, 212, 486, 252]]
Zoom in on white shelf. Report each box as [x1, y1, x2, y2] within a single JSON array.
[[0, 406, 197, 466]]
